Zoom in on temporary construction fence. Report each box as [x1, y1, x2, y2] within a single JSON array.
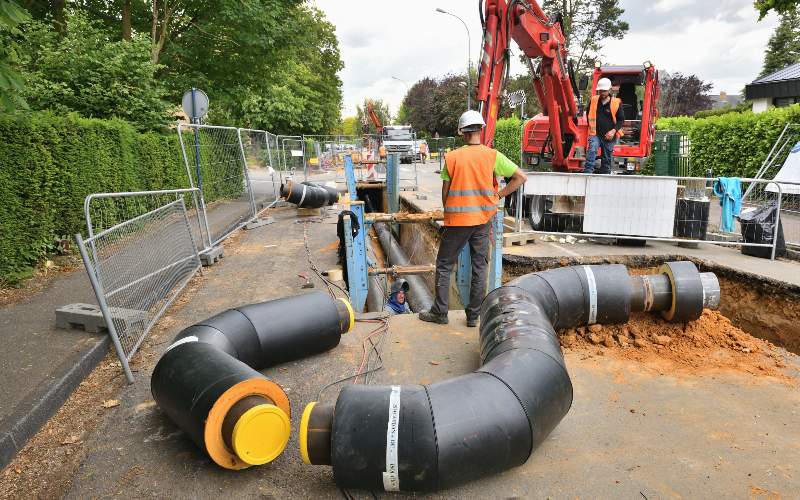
[[652, 131, 691, 177], [178, 123, 259, 248], [76, 189, 204, 383], [505, 172, 787, 259], [239, 128, 281, 214], [301, 135, 361, 186], [744, 123, 800, 248]]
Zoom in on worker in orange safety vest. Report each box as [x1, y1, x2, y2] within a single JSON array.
[[585, 77, 625, 174], [379, 144, 387, 161], [419, 142, 427, 163], [419, 110, 527, 328]]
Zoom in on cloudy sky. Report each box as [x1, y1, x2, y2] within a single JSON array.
[[312, 0, 780, 118]]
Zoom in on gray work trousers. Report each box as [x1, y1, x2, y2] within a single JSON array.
[[430, 218, 493, 320]]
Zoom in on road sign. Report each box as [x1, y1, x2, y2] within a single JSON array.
[[508, 90, 526, 108], [181, 88, 209, 120]]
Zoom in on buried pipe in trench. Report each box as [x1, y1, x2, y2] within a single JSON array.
[[299, 261, 719, 492], [151, 292, 353, 470], [372, 221, 434, 313]]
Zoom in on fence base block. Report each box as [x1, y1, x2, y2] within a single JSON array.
[[678, 241, 699, 249], [55, 303, 146, 335], [503, 233, 538, 247], [200, 246, 225, 266], [263, 201, 287, 210], [245, 217, 275, 230]]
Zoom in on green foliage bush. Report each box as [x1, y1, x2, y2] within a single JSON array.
[[693, 106, 747, 120], [0, 113, 186, 284], [494, 118, 522, 167]]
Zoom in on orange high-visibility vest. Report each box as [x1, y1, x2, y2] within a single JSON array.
[[443, 145, 499, 226], [379, 146, 386, 156], [420, 143, 427, 154], [588, 95, 624, 137]]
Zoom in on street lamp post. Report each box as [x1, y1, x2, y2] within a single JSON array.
[[436, 7, 471, 110], [392, 76, 410, 125]]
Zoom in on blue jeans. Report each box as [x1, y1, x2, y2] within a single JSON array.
[[585, 134, 613, 174]]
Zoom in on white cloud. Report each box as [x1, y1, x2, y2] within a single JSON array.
[[312, 0, 780, 117]]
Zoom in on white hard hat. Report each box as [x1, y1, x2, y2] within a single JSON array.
[[596, 78, 612, 91], [458, 110, 486, 133]]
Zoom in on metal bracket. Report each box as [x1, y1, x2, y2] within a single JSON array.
[[344, 202, 368, 313]]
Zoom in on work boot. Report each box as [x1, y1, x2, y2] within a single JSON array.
[[419, 310, 448, 324], [466, 317, 479, 328]]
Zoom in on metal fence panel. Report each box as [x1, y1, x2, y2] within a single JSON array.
[[302, 135, 360, 186], [178, 124, 256, 247], [77, 193, 203, 383], [514, 172, 785, 259], [744, 123, 800, 247], [239, 128, 280, 215]]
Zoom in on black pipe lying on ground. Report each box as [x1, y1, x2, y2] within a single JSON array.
[[152, 292, 353, 470], [281, 182, 338, 208], [300, 261, 719, 492], [302, 181, 339, 206]]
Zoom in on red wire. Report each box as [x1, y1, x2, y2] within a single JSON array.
[[353, 319, 389, 385]]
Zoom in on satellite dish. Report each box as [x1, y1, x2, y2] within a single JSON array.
[[182, 88, 210, 121]]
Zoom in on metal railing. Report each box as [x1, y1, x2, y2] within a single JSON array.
[[506, 172, 786, 259], [239, 128, 281, 215], [76, 190, 204, 383], [178, 124, 258, 248]]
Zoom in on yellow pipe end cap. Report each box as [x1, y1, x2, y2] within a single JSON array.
[[299, 402, 317, 465], [231, 404, 290, 466], [337, 298, 355, 333]]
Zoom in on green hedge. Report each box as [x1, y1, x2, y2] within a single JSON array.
[[0, 113, 187, 284], [693, 106, 747, 120], [494, 117, 522, 167]]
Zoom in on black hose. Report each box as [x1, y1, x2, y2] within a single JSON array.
[[300, 262, 716, 492]]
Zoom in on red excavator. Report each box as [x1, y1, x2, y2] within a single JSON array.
[[362, 102, 383, 147], [477, 0, 660, 175]]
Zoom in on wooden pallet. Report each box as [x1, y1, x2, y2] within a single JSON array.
[[502, 232, 537, 247]]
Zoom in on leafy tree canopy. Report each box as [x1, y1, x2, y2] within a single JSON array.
[[0, 0, 30, 111], [759, 9, 800, 77], [356, 98, 393, 135], [753, 0, 800, 20], [657, 72, 714, 118], [18, 10, 173, 130]]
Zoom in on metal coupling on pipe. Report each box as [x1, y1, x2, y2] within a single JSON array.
[[368, 264, 436, 277]]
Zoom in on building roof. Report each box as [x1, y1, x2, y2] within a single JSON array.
[[708, 94, 744, 109], [746, 60, 800, 100]]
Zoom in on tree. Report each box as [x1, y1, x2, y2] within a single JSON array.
[[356, 98, 393, 135], [18, 11, 173, 130], [0, 0, 30, 111], [497, 73, 543, 120], [759, 10, 800, 77], [539, 0, 628, 74], [657, 72, 714, 118], [754, 0, 800, 20]]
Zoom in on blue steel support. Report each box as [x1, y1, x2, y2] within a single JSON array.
[[456, 243, 472, 307], [386, 153, 400, 215], [344, 154, 358, 201], [488, 210, 503, 292], [344, 201, 368, 313]]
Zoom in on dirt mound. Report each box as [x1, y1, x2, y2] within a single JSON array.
[[558, 309, 796, 380]]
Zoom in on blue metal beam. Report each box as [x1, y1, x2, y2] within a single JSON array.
[[344, 201, 368, 313], [387, 153, 399, 215], [488, 210, 503, 292], [344, 154, 358, 201], [456, 243, 472, 307]]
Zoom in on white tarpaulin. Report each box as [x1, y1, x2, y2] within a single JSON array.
[[766, 141, 800, 194]]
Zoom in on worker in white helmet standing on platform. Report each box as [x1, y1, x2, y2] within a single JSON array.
[[419, 110, 527, 328], [585, 77, 625, 174]]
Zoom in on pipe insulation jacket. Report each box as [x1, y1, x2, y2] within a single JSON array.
[[280, 182, 335, 208], [301, 181, 339, 206], [152, 292, 354, 470], [300, 262, 719, 492]]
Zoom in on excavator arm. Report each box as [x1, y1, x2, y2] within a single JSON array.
[[478, 0, 581, 168], [362, 102, 383, 136]]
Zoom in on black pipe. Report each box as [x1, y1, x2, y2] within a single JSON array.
[[373, 222, 434, 313], [302, 181, 339, 206], [281, 182, 330, 208], [300, 262, 718, 491], [152, 292, 354, 469]]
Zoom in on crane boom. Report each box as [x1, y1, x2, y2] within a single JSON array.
[[478, 0, 581, 168]]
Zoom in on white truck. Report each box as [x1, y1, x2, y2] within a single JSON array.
[[381, 125, 416, 164]]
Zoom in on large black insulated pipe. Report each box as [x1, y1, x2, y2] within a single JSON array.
[[302, 181, 339, 206], [373, 222, 434, 313], [300, 262, 719, 492], [281, 181, 337, 208], [152, 292, 354, 470]]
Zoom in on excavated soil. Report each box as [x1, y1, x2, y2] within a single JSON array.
[[558, 309, 797, 381]]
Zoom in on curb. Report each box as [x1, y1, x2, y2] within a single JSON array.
[[0, 335, 110, 470]]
